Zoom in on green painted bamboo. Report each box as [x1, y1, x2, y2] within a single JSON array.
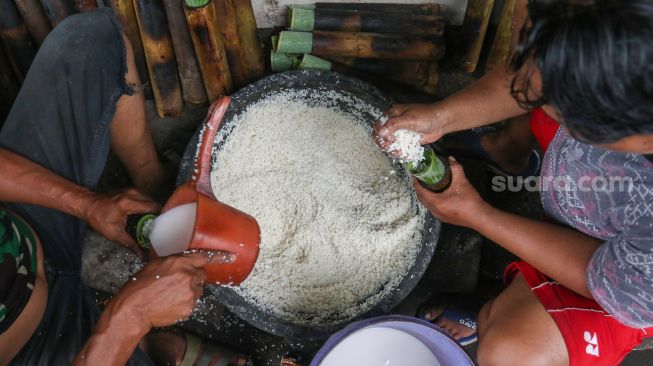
[[270, 51, 300, 72], [298, 53, 331, 70], [105, 0, 151, 90], [14, 0, 51, 44], [289, 7, 314, 32], [133, 0, 184, 117], [214, 0, 249, 88], [39, 0, 76, 27], [0, 1, 37, 81], [276, 31, 312, 54], [162, 0, 207, 106], [232, 0, 265, 80], [289, 4, 314, 10], [185, 0, 208, 6], [184, 0, 233, 101]]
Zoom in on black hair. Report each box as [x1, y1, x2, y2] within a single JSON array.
[[509, 0, 653, 143]]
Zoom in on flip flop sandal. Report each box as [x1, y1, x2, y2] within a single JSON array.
[[180, 333, 251, 366], [416, 298, 478, 347], [432, 129, 541, 178]]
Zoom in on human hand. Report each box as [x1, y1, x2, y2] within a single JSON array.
[[413, 157, 489, 228], [373, 103, 448, 152], [111, 254, 209, 330], [84, 188, 160, 257]]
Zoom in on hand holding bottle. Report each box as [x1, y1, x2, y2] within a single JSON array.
[[373, 103, 449, 151]]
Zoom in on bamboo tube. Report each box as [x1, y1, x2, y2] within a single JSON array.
[[300, 53, 438, 93], [0, 45, 20, 121], [289, 7, 444, 36], [417, 62, 438, 95], [289, 7, 313, 32], [328, 57, 430, 87], [184, 0, 233, 101], [214, 0, 249, 88], [39, 0, 76, 27], [449, 0, 494, 72], [232, 0, 265, 79], [314, 2, 441, 16], [0, 1, 37, 81], [277, 31, 445, 61], [276, 31, 311, 54], [291, 54, 437, 100], [298, 53, 331, 70], [133, 0, 183, 117], [426, 62, 438, 86], [74, 0, 98, 12], [105, 0, 151, 90], [270, 51, 300, 72], [486, 0, 515, 70], [162, 0, 207, 106], [14, 0, 52, 44]]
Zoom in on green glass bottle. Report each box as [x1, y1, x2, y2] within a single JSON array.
[[407, 147, 452, 192], [125, 213, 157, 249]]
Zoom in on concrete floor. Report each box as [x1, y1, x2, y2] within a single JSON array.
[[83, 70, 653, 365]]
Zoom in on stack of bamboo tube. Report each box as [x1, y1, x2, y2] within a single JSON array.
[[270, 2, 445, 94], [0, 0, 264, 119]]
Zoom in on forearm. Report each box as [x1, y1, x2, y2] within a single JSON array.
[[73, 299, 150, 366], [472, 204, 602, 297], [438, 67, 530, 134], [0, 148, 95, 219]]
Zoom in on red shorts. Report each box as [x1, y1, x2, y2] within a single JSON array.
[[505, 262, 653, 366], [503, 109, 653, 366]]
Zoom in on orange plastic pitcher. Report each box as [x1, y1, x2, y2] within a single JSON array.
[[163, 97, 260, 285]]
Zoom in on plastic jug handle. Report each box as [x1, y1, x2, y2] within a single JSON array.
[[193, 96, 232, 199]]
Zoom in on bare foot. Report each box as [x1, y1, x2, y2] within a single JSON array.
[[140, 331, 250, 366], [423, 305, 477, 342], [140, 331, 185, 366]]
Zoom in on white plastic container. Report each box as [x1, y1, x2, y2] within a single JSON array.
[[148, 203, 197, 256]]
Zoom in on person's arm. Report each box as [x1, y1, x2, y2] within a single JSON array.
[[470, 203, 601, 297], [414, 158, 601, 297], [0, 148, 159, 253], [72, 300, 150, 366], [375, 0, 530, 145], [0, 148, 95, 219], [73, 254, 209, 366]]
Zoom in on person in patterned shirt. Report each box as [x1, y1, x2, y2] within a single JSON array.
[[376, 0, 653, 365]]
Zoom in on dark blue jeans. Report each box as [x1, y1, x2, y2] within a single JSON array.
[[0, 8, 153, 366]]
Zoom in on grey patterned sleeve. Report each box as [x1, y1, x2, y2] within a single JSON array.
[[587, 236, 653, 328]]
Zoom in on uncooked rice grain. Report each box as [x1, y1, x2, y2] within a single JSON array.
[[210, 91, 425, 325], [388, 129, 425, 165]]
